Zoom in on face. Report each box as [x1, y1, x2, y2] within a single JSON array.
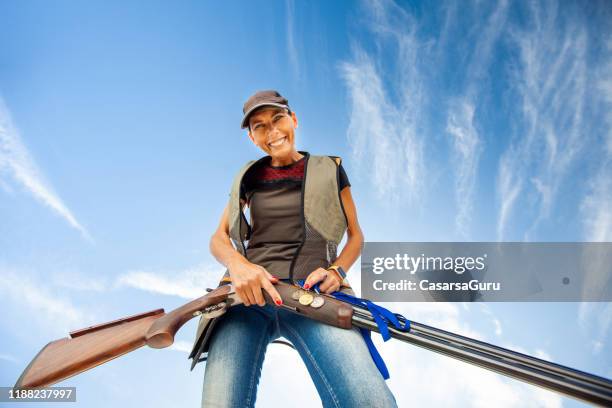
[[247, 107, 299, 160]]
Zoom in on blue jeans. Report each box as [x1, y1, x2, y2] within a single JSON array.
[[201, 299, 398, 408]]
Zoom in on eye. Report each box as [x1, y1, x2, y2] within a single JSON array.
[[253, 123, 263, 130], [273, 114, 284, 121]]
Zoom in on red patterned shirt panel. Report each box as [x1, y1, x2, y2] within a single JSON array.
[[241, 156, 306, 203], [240, 156, 350, 202]]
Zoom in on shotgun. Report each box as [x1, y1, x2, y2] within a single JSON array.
[[14, 281, 612, 406]]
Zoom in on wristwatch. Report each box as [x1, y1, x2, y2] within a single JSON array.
[[327, 264, 347, 283]]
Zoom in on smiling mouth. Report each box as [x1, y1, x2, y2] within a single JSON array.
[[268, 136, 287, 148]]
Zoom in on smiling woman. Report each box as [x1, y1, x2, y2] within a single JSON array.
[[188, 90, 398, 407], [249, 108, 296, 153]]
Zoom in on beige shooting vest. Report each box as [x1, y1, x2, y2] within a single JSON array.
[[188, 152, 355, 368]]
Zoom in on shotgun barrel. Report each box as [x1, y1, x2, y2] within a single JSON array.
[[349, 307, 612, 406], [265, 284, 612, 405]]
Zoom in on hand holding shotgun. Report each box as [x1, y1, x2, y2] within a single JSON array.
[[225, 256, 283, 307]]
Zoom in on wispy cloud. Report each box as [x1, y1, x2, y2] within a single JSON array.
[[0, 353, 19, 364], [340, 1, 425, 206], [577, 30, 612, 355], [0, 97, 92, 241], [579, 302, 612, 355], [0, 270, 90, 335], [581, 164, 612, 242], [116, 263, 222, 299], [479, 303, 503, 337], [342, 0, 602, 243], [447, 0, 508, 237], [447, 100, 481, 237], [285, 0, 300, 79], [339, 0, 508, 235], [497, 151, 522, 240], [581, 36, 612, 243], [168, 340, 193, 353], [51, 271, 108, 292], [496, 1, 590, 240]]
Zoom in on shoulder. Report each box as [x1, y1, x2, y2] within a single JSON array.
[[232, 157, 267, 200], [321, 155, 348, 175], [309, 154, 342, 167], [308, 155, 350, 190], [234, 156, 270, 182], [308, 155, 349, 178], [327, 155, 342, 166], [326, 156, 351, 190]]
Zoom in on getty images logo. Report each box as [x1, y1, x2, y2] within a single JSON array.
[[372, 253, 488, 275]]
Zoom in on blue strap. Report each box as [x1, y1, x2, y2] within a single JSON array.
[[294, 280, 410, 380]]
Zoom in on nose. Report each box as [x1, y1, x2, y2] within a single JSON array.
[[267, 127, 282, 141]]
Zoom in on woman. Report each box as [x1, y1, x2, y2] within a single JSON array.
[[195, 90, 398, 407]]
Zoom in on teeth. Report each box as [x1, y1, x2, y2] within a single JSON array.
[[269, 137, 286, 147]]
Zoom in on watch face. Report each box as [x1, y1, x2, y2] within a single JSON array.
[[328, 265, 347, 279]]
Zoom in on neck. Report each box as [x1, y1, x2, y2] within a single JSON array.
[[270, 151, 304, 167]]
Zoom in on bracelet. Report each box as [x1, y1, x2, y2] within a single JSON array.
[[326, 265, 347, 284]]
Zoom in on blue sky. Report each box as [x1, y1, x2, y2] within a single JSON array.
[[0, 0, 611, 407]]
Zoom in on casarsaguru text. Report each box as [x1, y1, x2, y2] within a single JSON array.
[[373, 279, 501, 291]]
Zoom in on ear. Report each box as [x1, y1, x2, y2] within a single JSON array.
[[247, 130, 257, 145], [291, 111, 298, 129]]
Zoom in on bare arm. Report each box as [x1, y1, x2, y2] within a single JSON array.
[[331, 186, 364, 272], [209, 201, 282, 306], [209, 202, 246, 269]]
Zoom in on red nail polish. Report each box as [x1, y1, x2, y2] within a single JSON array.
[[275, 299, 282, 306], [304, 283, 310, 289]]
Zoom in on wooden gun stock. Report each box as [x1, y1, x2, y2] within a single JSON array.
[[15, 285, 232, 389]]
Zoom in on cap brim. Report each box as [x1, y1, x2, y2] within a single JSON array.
[[240, 102, 289, 129]]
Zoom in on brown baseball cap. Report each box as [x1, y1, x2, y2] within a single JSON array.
[[241, 90, 290, 129]]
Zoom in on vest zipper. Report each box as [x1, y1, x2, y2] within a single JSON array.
[[239, 210, 249, 258], [335, 158, 349, 225], [289, 151, 310, 280], [237, 156, 267, 259]]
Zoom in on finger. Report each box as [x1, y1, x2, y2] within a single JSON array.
[[304, 269, 326, 289], [241, 284, 256, 306], [252, 281, 266, 307], [323, 280, 340, 294], [236, 287, 250, 306], [319, 274, 337, 293], [246, 286, 259, 306], [263, 269, 280, 283], [318, 276, 332, 293], [261, 278, 283, 306]]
